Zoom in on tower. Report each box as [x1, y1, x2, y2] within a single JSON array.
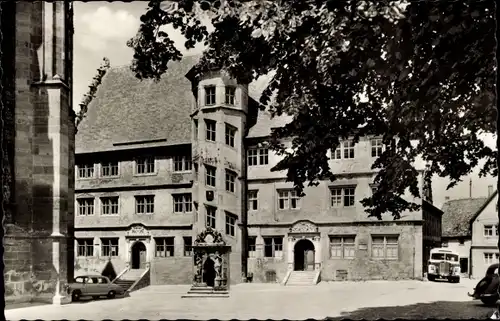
[[189, 68, 249, 284], [2, 1, 74, 305]]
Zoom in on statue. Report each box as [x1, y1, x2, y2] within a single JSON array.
[[214, 252, 222, 284]]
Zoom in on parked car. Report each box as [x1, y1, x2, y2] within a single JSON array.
[[65, 275, 125, 302], [427, 248, 461, 283], [468, 263, 500, 306]]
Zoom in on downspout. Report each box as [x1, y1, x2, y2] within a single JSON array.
[[273, 182, 277, 221]]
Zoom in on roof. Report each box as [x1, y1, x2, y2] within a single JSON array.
[[441, 197, 488, 237], [76, 55, 289, 154], [469, 189, 498, 229]]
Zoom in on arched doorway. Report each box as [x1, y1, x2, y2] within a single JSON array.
[[203, 257, 216, 287], [294, 239, 315, 271], [131, 242, 147, 269]]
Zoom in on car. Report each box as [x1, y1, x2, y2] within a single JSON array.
[[427, 248, 461, 283], [468, 263, 500, 306], [65, 275, 126, 302]]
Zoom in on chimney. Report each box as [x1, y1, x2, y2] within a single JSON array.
[[444, 196, 450, 201], [488, 185, 494, 197]]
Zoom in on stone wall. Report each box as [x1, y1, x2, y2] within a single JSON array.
[[150, 257, 193, 285], [4, 1, 74, 305]]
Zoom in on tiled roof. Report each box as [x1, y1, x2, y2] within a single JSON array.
[[441, 197, 488, 237], [76, 55, 200, 154], [76, 56, 287, 153]]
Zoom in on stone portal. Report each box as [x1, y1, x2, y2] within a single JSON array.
[[294, 239, 315, 271], [183, 227, 231, 297], [287, 220, 322, 271]]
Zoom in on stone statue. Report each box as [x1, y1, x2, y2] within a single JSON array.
[[214, 252, 222, 280]]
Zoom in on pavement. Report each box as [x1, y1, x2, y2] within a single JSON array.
[[5, 278, 496, 320]]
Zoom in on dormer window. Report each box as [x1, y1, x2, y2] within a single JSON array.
[[205, 86, 216, 106], [225, 86, 236, 105]]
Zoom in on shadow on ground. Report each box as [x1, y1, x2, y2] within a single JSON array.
[[328, 301, 496, 320]]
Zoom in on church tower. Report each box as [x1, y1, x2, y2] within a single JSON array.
[[2, 1, 75, 305], [189, 68, 249, 284]]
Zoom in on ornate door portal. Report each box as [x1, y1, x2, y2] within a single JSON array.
[[288, 220, 322, 271], [191, 227, 231, 291]]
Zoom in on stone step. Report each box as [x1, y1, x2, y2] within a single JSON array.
[[181, 293, 230, 298]]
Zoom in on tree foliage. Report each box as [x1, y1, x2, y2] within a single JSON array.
[[127, 0, 496, 220]]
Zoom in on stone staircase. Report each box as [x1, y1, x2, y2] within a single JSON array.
[[181, 286, 230, 298], [285, 271, 317, 286], [113, 269, 145, 292]]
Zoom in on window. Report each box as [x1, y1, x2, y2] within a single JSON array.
[[135, 195, 155, 214], [225, 86, 236, 105], [371, 185, 378, 195], [484, 225, 496, 237], [77, 239, 94, 257], [97, 277, 109, 284], [173, 156, 192, 172], [331, 141, 355, 160], [136, 157, 155, 174], [248, 190, 258, 211], [101, 197, 119, 215], [247, 147, 269, 166], [371, 138, 384, 157], [205, 119, 216, 142], [330, 187, 356, 207], [248, 237, 256, 258], [205, 165, 216, 187], [205, 86, 216, 106], [184, 237, 193, 256], [263, 237, 283, 258], [173, 193, 192, 213], [330, 236, 356, 259], [484, 253, 500, 265], [78, 163, 94, 178], [77, 198, 94, 216], [101, 161, 119, 177], [206, 206, 217, 229], [194, 119, 198, 139], [372, 235, 399, 259], [277, 190, 300, 210], [459, 239, 465, 245], [155, 237, 175, 257], [225, 213, 236, 236], [225, 170, 236, 193], [101, 238, 119, 257], [225, 124, 236, 147]]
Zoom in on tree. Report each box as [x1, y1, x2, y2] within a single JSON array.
[[127, 0, 496, 221]]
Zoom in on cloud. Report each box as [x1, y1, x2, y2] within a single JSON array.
[[76, 6, 140, 52]]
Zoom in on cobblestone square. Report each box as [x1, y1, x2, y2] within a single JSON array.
[[6, 279, 493, 320]]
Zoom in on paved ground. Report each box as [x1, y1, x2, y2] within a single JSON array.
[[5, 278, 496, 320]]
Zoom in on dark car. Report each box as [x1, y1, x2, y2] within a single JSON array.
[[468, 263, 500, 306]]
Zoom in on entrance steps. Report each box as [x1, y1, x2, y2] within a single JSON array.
[[285, 271, 318, 286], [114, 268, 146, 291], [181, 286, 229, 298]]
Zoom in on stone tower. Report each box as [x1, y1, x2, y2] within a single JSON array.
[[1, 1, 75, 305], [189, 69, 249, 284]]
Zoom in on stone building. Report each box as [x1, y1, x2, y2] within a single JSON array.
[[1, 1, 75, 304], [470, 190, 499, 279], [74, 55, 442, 286]]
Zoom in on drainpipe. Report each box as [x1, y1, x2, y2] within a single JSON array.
[[273, 182, 277, 221]]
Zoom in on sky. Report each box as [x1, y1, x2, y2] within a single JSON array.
[[73, 2, 497, 209]]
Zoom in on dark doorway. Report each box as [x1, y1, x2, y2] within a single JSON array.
[[203, 257, 216, 286], [131, 242, 147, 269], [294, 239, 315, 271], [460, 258, 469, 274]]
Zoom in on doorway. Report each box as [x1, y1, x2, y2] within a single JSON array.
[[294, 239, 315, 271], [203, 257, 216, 287], [131, 242, 147, 269]]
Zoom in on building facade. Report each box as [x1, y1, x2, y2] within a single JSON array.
[[441, 197, 488, 277], [470, 190, 499, 279], [2, 1, 75, 304], [74, 56, 442, 285]]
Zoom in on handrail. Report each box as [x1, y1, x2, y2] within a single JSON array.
[[282, 270, 292, 285], [111, 267, 130, 284]]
